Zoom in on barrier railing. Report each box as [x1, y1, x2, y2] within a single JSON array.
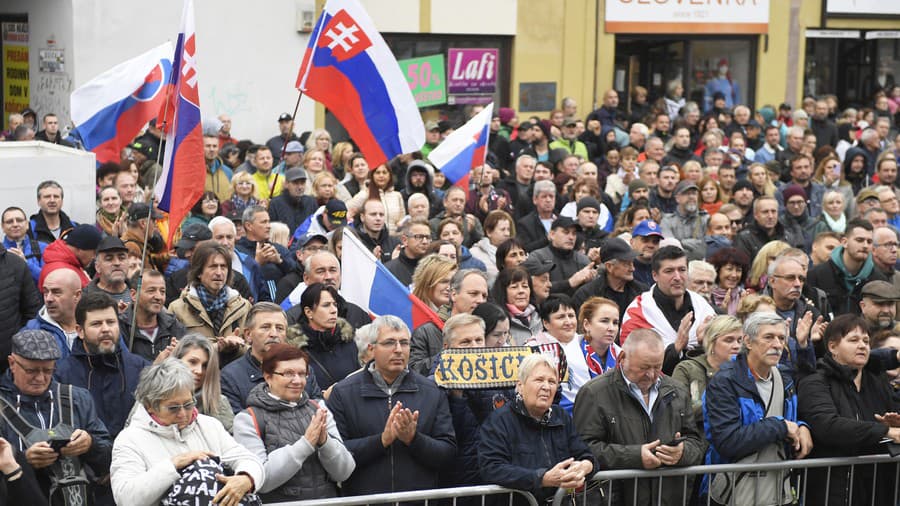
[[270, 484, 540, 506], [551, 454, 900, 506]]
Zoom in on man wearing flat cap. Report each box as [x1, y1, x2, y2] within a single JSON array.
[[527, 217, 595, 298], [521, 255, 554, 309], [859, 280, 900, 335], [82, 236, 131, 305], [0, 329, 112, 504], [573, 237, 648, 320], [660, 181, 709, 261]]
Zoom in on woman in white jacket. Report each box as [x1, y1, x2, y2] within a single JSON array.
[[111, 359, 264, 506]]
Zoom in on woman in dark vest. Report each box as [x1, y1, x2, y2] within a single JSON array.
[[233, 344, 354, 502]]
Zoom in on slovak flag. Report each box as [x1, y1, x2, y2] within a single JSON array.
[[70, 43, 172, 164], [427, 103, 493, 190], [296, 0, 424, 167], [154, 0, 206, 246], [342, 229, 443, 331]]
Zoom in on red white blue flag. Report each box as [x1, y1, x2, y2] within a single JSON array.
[[154, 0, 205, 246], [296, 0, 425, 167], [426, 103, 493, 190], [341, 229, 443, 331], [70, 43, 172, 164]]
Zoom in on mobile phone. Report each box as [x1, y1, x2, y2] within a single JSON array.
[[48, 437, 69, 452], [663, 436, 687, 446]]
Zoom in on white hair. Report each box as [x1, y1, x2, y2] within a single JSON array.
[[208, 216, 236, 234]]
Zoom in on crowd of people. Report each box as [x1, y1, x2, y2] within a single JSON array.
[[2, 84, 900, 505]]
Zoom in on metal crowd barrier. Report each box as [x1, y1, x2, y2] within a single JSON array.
[[270, 485, 539, 506], [551, 454, 900, 506]]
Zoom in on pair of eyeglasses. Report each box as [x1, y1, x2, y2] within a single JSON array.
[[376, 339, 411, 349], [272, 370, 309, 380], [161, 400, 196, 414], [407, 234, 431, 242], [772, 274, 806, 283]]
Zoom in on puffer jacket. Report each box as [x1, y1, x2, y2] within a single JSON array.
[[409, 305, 451, 377], [233, 384, 354, 502], [798, 355, 900, 506], [221, 350, 323, 414], [287, 318, 358, 390], [573, 369, 706, 506], [0, 245, 40, 368], [54, 338, 149, 438], [110, 404, 263, 506], [479, 397, 595, 504], [327, 365, 456, 496], [23, 307, 76, 359]]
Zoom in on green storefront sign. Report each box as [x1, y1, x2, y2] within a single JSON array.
[[399, 54, 446, 107]]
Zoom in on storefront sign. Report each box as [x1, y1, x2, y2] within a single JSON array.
[[866, 31, 900, 40], [399, 54, 446, 108], [39, 48, 65, 73], [2, 22, 30, 131], [805, 29, 860, 39], [605, 0, 770, 34], [826, 0, 900, 16], [447, 48, 497, 95]]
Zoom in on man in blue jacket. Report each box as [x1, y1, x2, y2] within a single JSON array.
[[55, 291, 149, 439], [703, 312, 813, 505], [327, 315, 457, 496]]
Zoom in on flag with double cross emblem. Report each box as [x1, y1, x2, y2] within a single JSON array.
[[296, 0, 424, 167]]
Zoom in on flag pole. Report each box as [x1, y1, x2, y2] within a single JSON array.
[[267, 90, 304, 200], [128, 83, 174, 352]]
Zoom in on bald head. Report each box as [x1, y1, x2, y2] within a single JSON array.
[[42, 268, 83, 326], [45, 268, 81, 289], [622, 329, 665, 356], [707, 213, 733, 239]]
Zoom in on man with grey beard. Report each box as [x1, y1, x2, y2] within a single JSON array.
[[660, 181, 708, 260]]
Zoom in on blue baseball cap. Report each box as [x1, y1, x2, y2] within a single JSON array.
[[632, 220, 663, 238]]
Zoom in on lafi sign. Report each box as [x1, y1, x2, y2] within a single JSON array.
[[447, 48, 497, 95]]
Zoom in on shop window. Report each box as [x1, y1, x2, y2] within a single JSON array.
[[690, 40, 753, 113]]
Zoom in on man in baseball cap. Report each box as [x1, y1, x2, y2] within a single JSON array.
[[630, 219, 663, 286], [572, 236, 647, 319], [85, 236, 131, 304], [281, 140, 305, 170], [267, 113, 299, 164], [528, 216, 595, 297]]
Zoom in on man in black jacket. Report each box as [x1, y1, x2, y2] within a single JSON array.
[[266, 168, 316, 235], [528, 217, 595, 297], [385, 219, 432, 287], [0, 244, 40, 372], [30, 180, 76, 243], [354, 199, 400, 264], [808, 218, 889, 316], [235, 206, 296, 282], [119, 270, 186, 362], [734, 196, 802, 259], [572, 237, 647, 319], [327, 315, 456, 496], [516, 179, 557, 252]]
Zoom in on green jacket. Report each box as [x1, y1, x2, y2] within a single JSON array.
[[671, 354, 716, 434], [549, 138, 589, 160]]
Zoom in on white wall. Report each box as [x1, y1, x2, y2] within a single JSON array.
[[70, 0, 316, 143], [0, 142, 96, 225], [0, 0, 317, 143]]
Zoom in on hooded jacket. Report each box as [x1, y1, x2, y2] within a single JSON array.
[[327, 364, 457, 496], [287, 318, 358, 390], [807, 247, 888, 316], [54, 337, 149, 438], [110, 404, 263, 506], [37, 239, 89, 292], [23, 307, 77, 359], [400, 160, 439, 216]]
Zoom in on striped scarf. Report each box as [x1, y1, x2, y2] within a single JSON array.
[[581, 339, 618, 378]]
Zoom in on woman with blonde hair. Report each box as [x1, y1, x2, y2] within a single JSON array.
[[305, 128, 333, 172], [330, 141, 355, 181], [813, 154, 855, 217], [303, 148, 328, 193], [412, 254, 458, 313], [812, 190, 847, 235], [745, 240, 791, 292], [268, 222, 290, 248], [681, 160, 704, 183], [311, 171, 352, 205], [735, 294, 777, 322], [748, 162, 776, 197], [171, 334, 234, 431], [220, 171, 261, 217]]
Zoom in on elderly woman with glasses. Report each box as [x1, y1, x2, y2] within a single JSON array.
[[111, 359, 263, 506], [233, 344, 354, 501]]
